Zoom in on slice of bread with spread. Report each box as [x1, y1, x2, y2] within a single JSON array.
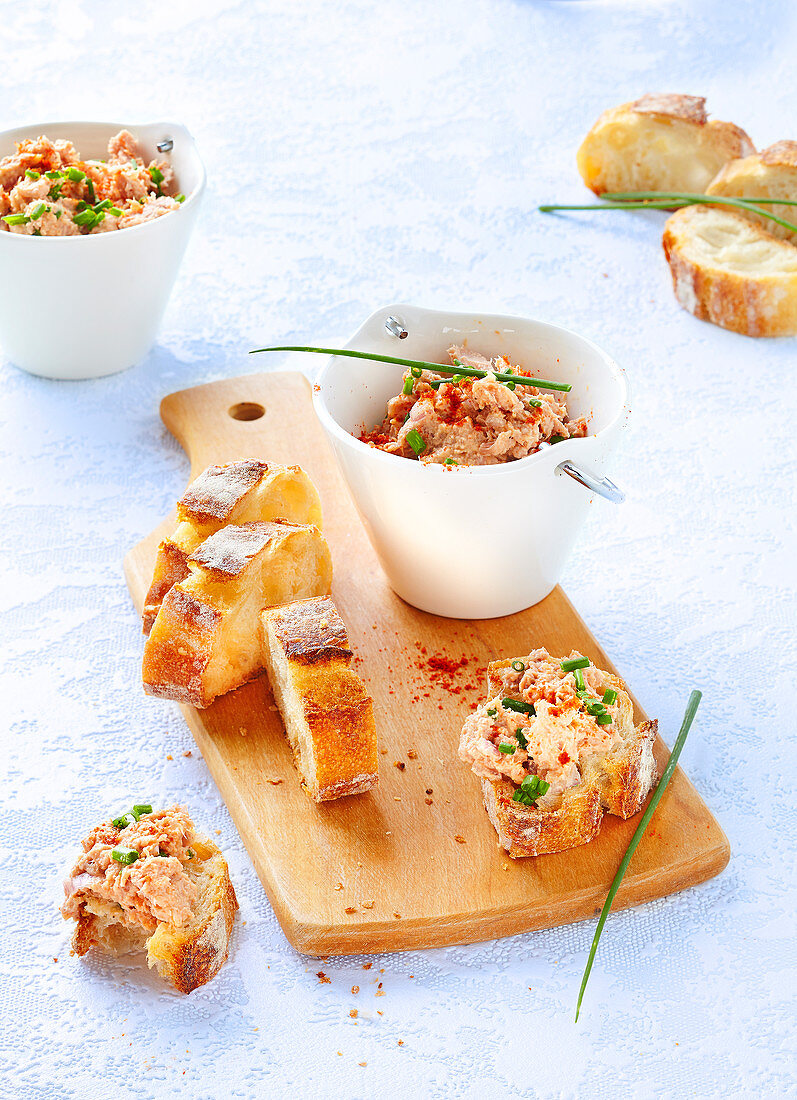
[[459, 648, 657, 858], [61, 805, 238, 994], [143, 521, 333, 707], [663, 204, 797, 336], [262, 596, 378, 800], [706, 140, 797, 244], [577, 93, 754, 196], [143, 460, 322, 633]]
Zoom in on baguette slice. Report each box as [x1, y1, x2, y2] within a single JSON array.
[[143, 460, 322, 633], [662, 204, 797, 336], [577, 93, 754, 196], [262, 596, 378, 800], [143, 521, 332, 707], [460, 650, 657, 858], [62, 807, 237, 994], [706, 140, 797, 243]]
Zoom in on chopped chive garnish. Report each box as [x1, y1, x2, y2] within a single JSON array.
[[112, 813, 132, 829], [511, 660, 526, 673], [486, 707, 497, 717], [45, 170, 62, 180], [158, 847, 169, 856], [3, 213, 29, 225], [176, 192, 185, 203], [65, 167, 85, 182], [516, 729, 528, 749], [575, 690, 702, 1020], [75, 200, 88, 211], [132, 803, 153, 819], [410, 365, 422, 378], [86, 178, 96, 203], [498, 742, 516, 754], [512, 774, 551, 804], [93, 199, 111, 212], [107, 206, 123, 216], [561, 656, 590, 672], [405, 429, 426, 456], [549, 434, 566, 445], [595, 713, 613, 726], [502, 698, 536, 715], [111, 847, 138, 866], [25, 169, 40, 180], [573, 668, 586, 692], [54, 210, 62, 219], [73, 209, 97, 228], [29, 203, 46, 220], [32, 228, 41, 235], [187, 848, 195, 859], [48, 185, 62, 200], [444, 457, 458, 466], [505, 380, 516, 391], [402, 376, 414, 396], [249, 347, 572, 393], [149, 165, 165, 185], [602, 689, 617, 705]]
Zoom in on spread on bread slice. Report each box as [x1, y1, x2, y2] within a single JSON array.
[[262, 596, 378, 800], [662, 204, 797, 336], [143, 520, 333, 707], [577, 93, 754, 196], [706, 140, 797, 244], [459, 648, 657, 858], [143, 460, 322, 633], [61, 805, 238, 994]]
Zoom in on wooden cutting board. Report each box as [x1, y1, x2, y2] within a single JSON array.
[[124, 370, 729, 956]]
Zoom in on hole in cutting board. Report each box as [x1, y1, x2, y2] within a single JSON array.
[[228, 402, 265, 421]]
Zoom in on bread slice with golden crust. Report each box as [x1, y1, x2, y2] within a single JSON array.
[[143, 521, 333, 707], [663, 204, 797, 336], [706, 140, 797, 244], [62, 807, 238, 994], [577, 93, 754, 196], [143, 460, 322, 633], [262, 596, 378, 800], [459, 649, 657, 858]]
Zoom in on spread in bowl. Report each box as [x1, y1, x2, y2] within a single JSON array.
[[0, 130, 183, 236], [360, 345, 587, 465]]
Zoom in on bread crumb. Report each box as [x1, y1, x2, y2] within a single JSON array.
[[317, 971, 331, 984], [377, 1010, 383, 1016], [398, 1039, 404, 1045], [359, 1062, 367, 1067], [393, 912, 402, 919], [394, 761, 405, 770], [345, 906, 357, 914], [166, 754, 173, 761], [425, 798, 433, 805], [351, 985, 359, 994], [239, 727, 247, 736], [425, 788, 433, 795], [337, 1052, 342, 1056], [375, 989, 386, 997], [407, 750, 417, 760], [385, 831, 392, 836], [380, 748, 388, 755], [335, 883, 343, 891], [183, 750, 192, 757], [363, 962, 372, 970], [362, 901, 374, 910], [267, 777, 283, 785], [215, 830, 221, 835], [454, 835, 466, 844], [393, 796, 402, 802], [349, 1009, 358, 1018]]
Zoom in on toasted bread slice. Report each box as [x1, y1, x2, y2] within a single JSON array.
[[143, 460, 322, 633], [662, 204, 797, 336], [62, 807, 238, 994], [577, 93, 754, 196], [262, 596, 378, 800], [706, 140, 797, 244], [459, 649, 657, 858], [143, 521, 333, 707]]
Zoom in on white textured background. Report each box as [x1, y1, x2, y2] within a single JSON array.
[[2, 1, 796, 1097]]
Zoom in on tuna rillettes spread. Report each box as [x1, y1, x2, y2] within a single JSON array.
[[360, 345, 587, 465], [0, 130, 183, 236]]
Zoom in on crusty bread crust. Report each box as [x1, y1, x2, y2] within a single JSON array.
[[262, 596, 378, 801], [706, 140, 797, 244], [476, 659, 657, 859], [69, 846, 238, 994], [143, 522, 333, 707], [662, 204, 797, 336], [143, 461, 322, 632], [577, 94, 754, 196]]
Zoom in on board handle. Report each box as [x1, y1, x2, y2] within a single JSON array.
[[158, 372, 312, 477]]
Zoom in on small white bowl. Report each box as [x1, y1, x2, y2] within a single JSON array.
[[313, 304, 630, 619], [0, 120, 205, 379]]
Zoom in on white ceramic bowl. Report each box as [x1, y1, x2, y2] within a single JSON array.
[[0, 120, 205, 379], [313, 304, 630, 619]]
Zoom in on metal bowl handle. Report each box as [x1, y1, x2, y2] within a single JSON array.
[[556, 459, 625, 504]]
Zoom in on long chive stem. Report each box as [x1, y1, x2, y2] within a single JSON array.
[[249, 346, 572, 394], [574, 689, 702, 1022], [540, 192, 797, 236]]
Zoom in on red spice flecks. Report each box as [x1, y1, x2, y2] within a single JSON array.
[[427, 655, 469, 675], [558, 751, 570, 765]]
